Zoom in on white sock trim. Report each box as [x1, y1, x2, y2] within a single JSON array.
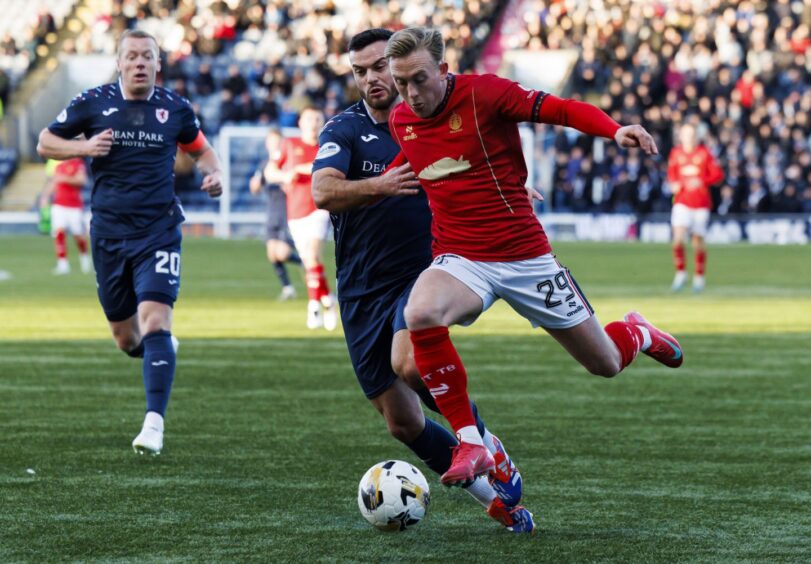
[[457, 426, 484, 446], [637, 325, 652, 351], [463, 475, 497, 508]]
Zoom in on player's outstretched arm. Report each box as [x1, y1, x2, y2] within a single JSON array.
[[37, 128, 113, 160], [537, 95, 658, 155], [312, 162, 421, 214], [185, 141, 223, 198]]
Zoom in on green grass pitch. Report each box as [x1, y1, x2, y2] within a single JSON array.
[[1, 235, 810, 562]]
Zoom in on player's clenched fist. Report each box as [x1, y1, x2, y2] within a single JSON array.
[[201, 170, 223, 198], [85, 128, 114, 157], [375, 162, 421, 197], [614, 124, 659, 156]]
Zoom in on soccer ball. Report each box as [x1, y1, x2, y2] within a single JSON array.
[[357, 460, 430, 531]]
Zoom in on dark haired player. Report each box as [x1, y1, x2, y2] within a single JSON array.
[[311, 28, 534, 533], [37, 30, 223, 456]]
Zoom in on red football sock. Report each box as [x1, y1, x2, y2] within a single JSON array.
[[695, 249, 706, 276], [673, 244, 685, 272], [55, 231, 67, 259], [305, 265, 322, 301], [410, 326, 475, 433], [75, 235, 88, 254], [604, 321, 643, 371], [317, 266, 330, 300]]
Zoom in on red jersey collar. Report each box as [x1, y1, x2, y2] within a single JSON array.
[[428, 73, 456, 118]]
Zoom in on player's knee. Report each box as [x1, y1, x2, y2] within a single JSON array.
[[392, 353, 418, 382], [404, 302, 443, 330], [386, 417, 423, 444], [114, 333, 140, 355], [585, 358, 621, 378]]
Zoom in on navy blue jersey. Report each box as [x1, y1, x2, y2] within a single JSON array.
[[48, 81, 201, 239], [312, 101, 432, 300]]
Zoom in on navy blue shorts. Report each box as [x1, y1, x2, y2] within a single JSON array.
[[340, 280, 414, 399], [92, 225, 183, 322], [266, 189, 293, 243]]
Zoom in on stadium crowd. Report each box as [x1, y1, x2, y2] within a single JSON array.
[[3, 0, 810, 215], [511, 0, 811, 215]]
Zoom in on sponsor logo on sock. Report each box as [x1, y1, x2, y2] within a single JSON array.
[[428, 383, 449, 397], [151, 360, 169, 366]]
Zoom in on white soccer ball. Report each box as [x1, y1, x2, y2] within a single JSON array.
[[357, 460, 430, 531]]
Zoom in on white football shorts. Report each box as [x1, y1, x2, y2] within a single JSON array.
[[427, 253, 594, 329], [50, 204, 86, 236], [671, 203, 710, 237], [288, 208, 331, 252]]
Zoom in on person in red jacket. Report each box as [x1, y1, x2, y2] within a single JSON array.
[[666, 123, 724, 292]]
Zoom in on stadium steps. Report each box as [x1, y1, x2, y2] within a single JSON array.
[[0, 163, 46, 211]]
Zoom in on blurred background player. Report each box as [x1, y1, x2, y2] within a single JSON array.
[[36, 30, 222, 456], [667, 123, 725, 292], [312, 28, 533, 532], [265, 107, 337, 330], [249, 128, 302, 300], [39, 157, 92, 275]]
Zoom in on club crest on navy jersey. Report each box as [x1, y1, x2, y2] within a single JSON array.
[[156, 108, 169, 123]]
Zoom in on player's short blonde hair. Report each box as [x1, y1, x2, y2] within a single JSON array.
[[117, 29, 160, 58], [384, 27, 444, 64]]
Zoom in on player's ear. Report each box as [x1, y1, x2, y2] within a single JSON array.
[[438, 61, 449, 78]]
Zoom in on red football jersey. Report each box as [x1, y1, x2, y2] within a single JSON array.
[[389, 73, 620, 261], [667, 145, 724, 210], [52, 158, 85, 208], [275, 137, 319, 220]]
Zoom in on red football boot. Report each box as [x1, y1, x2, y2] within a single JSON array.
[[440, 442, 495, 487], [624, 311, 684, 368]]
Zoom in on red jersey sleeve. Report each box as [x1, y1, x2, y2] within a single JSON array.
[[703, 148, 724, 186], [667, 148, 681, 184], [537, 94, 621, 139], [474, 74, 541, 122], [274, 139, 288, 168]]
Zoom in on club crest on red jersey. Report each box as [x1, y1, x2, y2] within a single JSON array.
[[156, 108, 169, 123], [449, 112, 463, 133]]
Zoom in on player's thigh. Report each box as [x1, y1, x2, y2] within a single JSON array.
[[406, 255, 489, 329], [131, 225, 183, 311], [92, 236, 138, 322], [671, 204, 691, 243], [50, 205, 69, 236], [690, 209, 710, 238], [65, 208, 85, 236], [108, 313, 141, 350], [499, 254, 594, 330], [389, 281, 421, 384], [545, 315, 620, 375], [340, 297, 399, 400]]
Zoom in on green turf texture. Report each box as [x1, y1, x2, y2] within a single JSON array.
[[1, 236, 810, 562]]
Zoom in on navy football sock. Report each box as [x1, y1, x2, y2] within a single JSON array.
[[416, 386, 441, 414], [417, 391, 487, 437], [273, 261, 291, 287], [470, 400, 487, 436], [126, 341, 145, 359], [405, 417, 456, 475], [288, 250, 302, 265], [142, 330, 176, 416]]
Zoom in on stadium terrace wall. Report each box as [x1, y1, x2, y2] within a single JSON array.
[[1, 212, 809, 244]]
